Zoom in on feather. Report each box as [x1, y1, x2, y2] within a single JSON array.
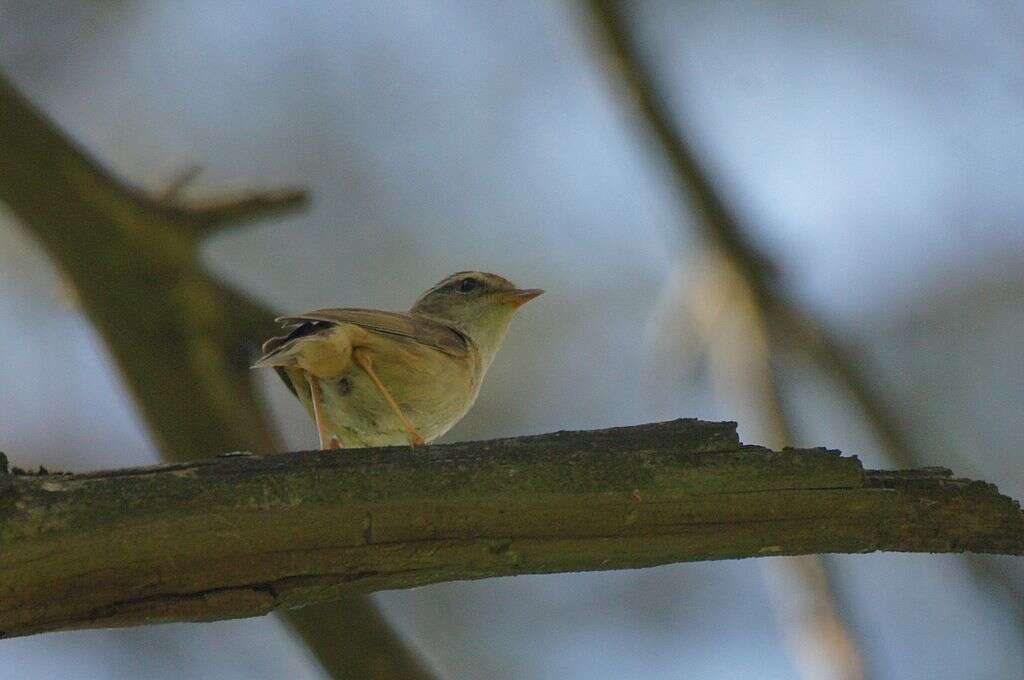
[[251, 308, 470, 370], [272, 308, 470, 357]]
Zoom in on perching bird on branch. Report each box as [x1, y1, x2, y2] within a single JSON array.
[[252, 271, 543, 449]]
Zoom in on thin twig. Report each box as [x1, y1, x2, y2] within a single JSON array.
[[159, 186, 309, 234], [158, 163, 205, 202], [153, 163, 308, 235]]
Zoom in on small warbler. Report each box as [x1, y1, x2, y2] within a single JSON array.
[[253, 271, 542, 448]]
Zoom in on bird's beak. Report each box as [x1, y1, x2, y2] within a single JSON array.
[[498, 288, 544, 308]]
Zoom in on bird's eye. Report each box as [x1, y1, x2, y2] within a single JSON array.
[[457, 278, 479, 293]]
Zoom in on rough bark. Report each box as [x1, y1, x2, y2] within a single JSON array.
[[1, 419, 1021, 640]]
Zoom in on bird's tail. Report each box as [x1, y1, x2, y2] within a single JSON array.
[[251, 320, 324, 369], [250, 335, 297, 369]]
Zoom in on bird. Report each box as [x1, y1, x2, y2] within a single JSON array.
[[252, 271, 543, 449]]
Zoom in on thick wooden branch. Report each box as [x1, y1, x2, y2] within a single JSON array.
[[2, 419, 1021, 639]]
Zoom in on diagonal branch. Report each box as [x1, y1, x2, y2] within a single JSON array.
[[676, 252, 865, 679], [584, 3, 866, 675], [582, 0, 1024, 654], [0, 70, 431, 679], [1, 419, 1022, 640]]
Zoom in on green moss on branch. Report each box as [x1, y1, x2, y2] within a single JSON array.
[[1, 419, 1021, 639]]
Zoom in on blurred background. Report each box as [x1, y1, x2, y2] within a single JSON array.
[[1, 1, 1022, 678]]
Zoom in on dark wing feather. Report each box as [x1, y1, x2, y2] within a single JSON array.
[[260, 320, 330, 356], [258, 321, 335, 397], [274, 308, 470, 357]]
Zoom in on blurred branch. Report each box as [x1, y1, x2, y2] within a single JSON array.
[[581, 1, 774, 295], [583, 0, 1024, 657], [169, 188, 308, 231], [154, 163, 309, 236], [681, 253, 864, 680], [585, 3, 866, 676], [0, 71, 432, 680], [153, 163, 308, 234], [2, 418, 1022, 640]]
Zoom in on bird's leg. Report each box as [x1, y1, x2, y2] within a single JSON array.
[[352, 348, 426, 447], [306, 372, 335, 451]]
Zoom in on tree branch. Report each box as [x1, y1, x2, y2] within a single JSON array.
[[0, 70, 432, 679], [154, 163, 309, 237], [1, 419, 1021, 640], [151, 163, 308, 235], [582, 0, 1024, 655], [166, 187, 308, 232], [584, 4, 868, 675]]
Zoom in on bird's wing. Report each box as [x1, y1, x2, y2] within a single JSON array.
[[274, 308, 471, 358]]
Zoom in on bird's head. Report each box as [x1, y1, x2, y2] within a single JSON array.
[[411, 271, 543, 364]]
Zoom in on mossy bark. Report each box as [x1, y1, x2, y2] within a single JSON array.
[[1, 419, 1021, 639]]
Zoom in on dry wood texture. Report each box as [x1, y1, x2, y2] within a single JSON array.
[[2, 419, 1021, 639]]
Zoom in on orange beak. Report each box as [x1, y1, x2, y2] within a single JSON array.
[[498, 288, 544, 308]]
